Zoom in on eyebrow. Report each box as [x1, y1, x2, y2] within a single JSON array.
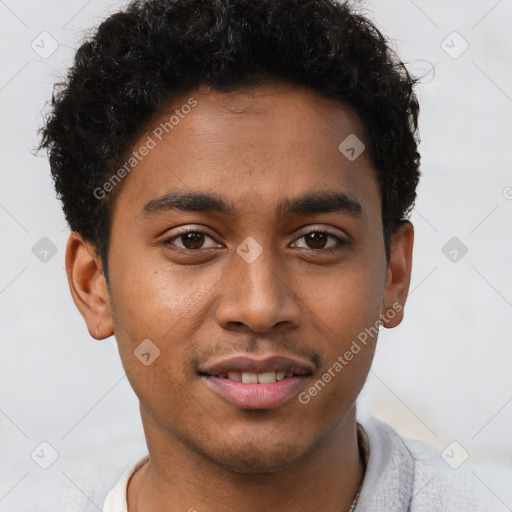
[[276, 191, 363, 219], [143, 191, 235, 216], [142, 190, 363, 219]]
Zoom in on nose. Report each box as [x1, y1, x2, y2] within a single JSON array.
[[214, 246, 302, 333]]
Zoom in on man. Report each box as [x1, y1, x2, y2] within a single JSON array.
[[39, 0, 493, 510]]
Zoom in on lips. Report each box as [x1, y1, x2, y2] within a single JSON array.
[[199, 354, 314, 409]]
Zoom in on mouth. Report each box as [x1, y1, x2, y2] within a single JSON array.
[[211, 370, 304, 383], [199, 354, 314, 409]]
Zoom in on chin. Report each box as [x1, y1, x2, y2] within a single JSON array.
[[190, 428, 321, 473], [209, 445, 308, 473]]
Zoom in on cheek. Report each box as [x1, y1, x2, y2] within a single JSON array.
[[300, 260, 384, 398], [306, 262, 384, 337], [109, 296, 198, 426], [109, 248, 219, 337], [107, 254, 222, 406]]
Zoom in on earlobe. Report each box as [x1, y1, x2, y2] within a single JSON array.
[[381, 221, 414, 329], [65, 232, 114, 340]]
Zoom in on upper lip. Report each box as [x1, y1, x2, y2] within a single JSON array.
[[199, 354, 315, 376]]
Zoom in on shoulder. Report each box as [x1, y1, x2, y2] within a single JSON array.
[[356, 416, 497, 512], [41, 455, 149, 512], [404, 436, 493, 512]]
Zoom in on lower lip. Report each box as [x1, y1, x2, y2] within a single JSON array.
[[203, 375, 309, 409]]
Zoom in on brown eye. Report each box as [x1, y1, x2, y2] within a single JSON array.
[[180, 232, 206, 249], [164, 230, 220, 250], [293, 231, 343, 251], [304, 232, 329, 249]]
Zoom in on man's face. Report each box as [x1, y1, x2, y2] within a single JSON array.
[[91, 83, 405, 471]]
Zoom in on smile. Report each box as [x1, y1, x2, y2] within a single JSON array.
[[199, 354, 314, 409]]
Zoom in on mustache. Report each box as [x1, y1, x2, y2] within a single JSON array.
[[188, 336, 323, 370]]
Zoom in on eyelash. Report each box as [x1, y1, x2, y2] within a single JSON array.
[[162, 228, 348, 253]]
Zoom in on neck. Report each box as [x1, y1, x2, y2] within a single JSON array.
[[128, 405, 364, 512]]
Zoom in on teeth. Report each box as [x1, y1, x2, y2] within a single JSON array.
[[241, 372, 258, 383], [257, 372, 277, 383], [218, 371, 297, 383]]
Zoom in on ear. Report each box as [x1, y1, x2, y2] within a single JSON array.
[[381, 221, 414, 329], [65, 232, 114, 340]]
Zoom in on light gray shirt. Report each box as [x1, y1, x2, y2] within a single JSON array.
[[102, 417, 496, 511]]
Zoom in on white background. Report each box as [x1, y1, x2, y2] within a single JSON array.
[[1, 0, 511, 510]]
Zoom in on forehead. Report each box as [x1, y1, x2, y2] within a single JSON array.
[[110, 82, 380, 222]]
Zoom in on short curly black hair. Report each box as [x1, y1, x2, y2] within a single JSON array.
[[39, 0, 420, 282]]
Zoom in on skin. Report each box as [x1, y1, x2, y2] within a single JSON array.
[[66, 82, 413, 511]]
